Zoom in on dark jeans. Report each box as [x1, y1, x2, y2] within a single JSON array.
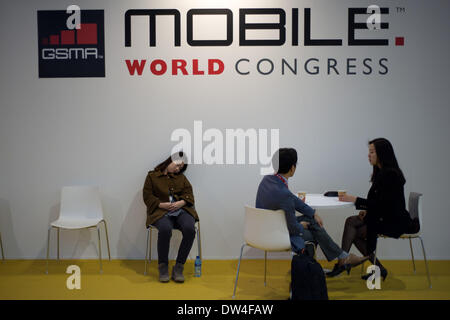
[[152, 211, 196, 265], [342, 215, 385, 271]]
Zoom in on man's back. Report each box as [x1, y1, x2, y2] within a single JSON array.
[[256, 174, 315, 236], [256, 175, 290, 211]]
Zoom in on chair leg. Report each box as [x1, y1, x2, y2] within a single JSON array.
[[232, 244, 246, 299], [418, 236, 432, 289], [264, 251, 267, 287], [409, 237, 416, 274], [46, 226, 52, 274], [149, 227, 153, 264], [102, 220, 111, 261], [57, 228, 60, 260], [97, 226, 103, 274], [144, 228, 150, 275], [197, 222, 202, 261], [0, 232, 4, 261]]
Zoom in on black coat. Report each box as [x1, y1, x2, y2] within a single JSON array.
[[355, 168, 413, 242]]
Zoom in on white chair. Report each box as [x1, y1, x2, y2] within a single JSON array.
[[373, 192, 431, 288], [144, 221, 202, 275], [0, 231, 4, 261], [233, 206, 307, 299], [46, 186, 111, 274]]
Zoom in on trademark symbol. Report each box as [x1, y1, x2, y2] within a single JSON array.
[[396, 7, 406, 13]]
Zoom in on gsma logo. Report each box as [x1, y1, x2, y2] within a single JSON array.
[[37, 10, 105, 78]]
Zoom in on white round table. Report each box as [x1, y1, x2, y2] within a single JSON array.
[[303, 193, 354, 209]]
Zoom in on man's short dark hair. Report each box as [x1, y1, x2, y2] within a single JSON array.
[[272, 148, 298, 174]]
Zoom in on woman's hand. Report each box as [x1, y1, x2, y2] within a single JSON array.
[[358, 210, 367, 221], [300, 221, 310, 229], [339, 194, 357, 203], [168, 200, 186, 211], [158, 202, 172, 210]]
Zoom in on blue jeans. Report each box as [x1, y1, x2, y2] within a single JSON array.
[[291, 215, 343, 261], [290, 235, 305, 254]]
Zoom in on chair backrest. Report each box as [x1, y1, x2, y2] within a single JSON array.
[[59, 186, 103, 220], [244, 206, 291, 251], [408, 192, 423, 227]]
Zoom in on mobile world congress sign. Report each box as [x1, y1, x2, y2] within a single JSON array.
[[123, 5, 404, 77], [36, 3, 406, 78]]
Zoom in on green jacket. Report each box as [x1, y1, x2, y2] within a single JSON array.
[[143, 170, 199, 227]]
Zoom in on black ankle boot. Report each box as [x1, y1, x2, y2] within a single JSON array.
[[172, 262, 185, 283], [326, 263, 351, 278], [158, 263, 170, 283]]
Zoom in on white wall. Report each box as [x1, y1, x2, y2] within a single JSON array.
[[0, 0, 449, 260]]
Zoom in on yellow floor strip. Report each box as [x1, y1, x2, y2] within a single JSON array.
[[0, 260, 449, 300]]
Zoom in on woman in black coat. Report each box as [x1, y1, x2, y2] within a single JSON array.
[[327, 138, 419, 280]]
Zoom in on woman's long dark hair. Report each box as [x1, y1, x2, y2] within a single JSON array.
[[154, 151, 188, 174], [370, 138, 405, 184]]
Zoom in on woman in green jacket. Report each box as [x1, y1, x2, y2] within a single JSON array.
[[143, 151, 199, 283]]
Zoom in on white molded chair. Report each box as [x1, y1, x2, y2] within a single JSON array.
[[373, 192, 431, 288], [0, 231, 4, 261], [233, 206, 314, 299], [144, 221, 202, 275], [46, 186, 111, 274]]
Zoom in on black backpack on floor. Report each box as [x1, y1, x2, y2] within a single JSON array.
[[290, 252, 328, 300]]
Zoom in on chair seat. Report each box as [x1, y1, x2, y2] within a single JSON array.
[[399, 233, 420, 238], [51, 218, 102, 229], [379, 233, 420, 239], [246, 241, 291, 252]]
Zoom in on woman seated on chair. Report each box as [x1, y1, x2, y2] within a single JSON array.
[[143, 151, 199, 283], [328, 138, 420, 280]]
